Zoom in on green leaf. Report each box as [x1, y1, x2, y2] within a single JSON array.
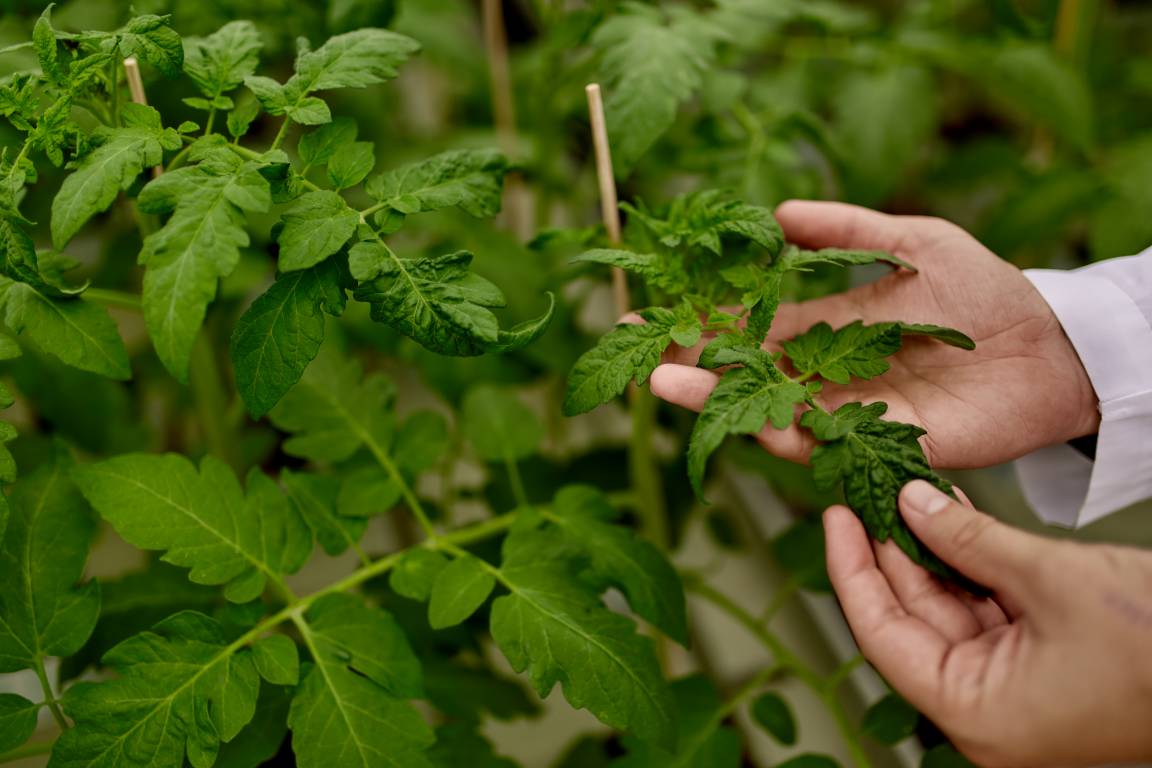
[[428, 554, 496, 629], [920, 744, 976, 768], [626, 190, 784, 256], [115, 15, 185, 78], [74, 455, 310, 603], [139, 145, 272, 381], [328, 142, 376, 190], [289, 594, 431, 768], [252, 634, 299, 686], [610, 675, 740, 768], [428, 723, 520, 768], [593, 5, 719, 173], [365, 149, 508, 222], [782, 321, 903, 385], [277, 190, 359, 272], [33, 8, 62, 85], [393, 411, 449, 475], [549, 486, 688, 646], [775, 755, 841, 768], [573, 248, 658, 276], [688, 358, 807, 499], [563, 319, 673, 416], [862, 693, 919, 745], [299, 118, 358, 167], [778, 246, 917, 273], [281, 470, 367, 557], [1, 284, 130, 380], [801, 403, 982, 591], [54, 611, 261, 768], [422, 658, 538, 723], [461, 385, 543, 462], [898, 323, 976, 350], [269, 349, 395, 463], [51, 105, 180, 248], [353, 244, 553, 356], [213, 684, 291, 768], [0, 453, 99, 672], [231, 257, 351, 418], [337, 466, 402, 518], [390, 549, 449, 602], [284, 97, 331, 125], [227, 98, 260, 139], [0, 693, 38, 753], [183, 21, 262, 99], [490, 528, 675, 747], [285, 28, 419, 96], [749, 691, 796, 745]]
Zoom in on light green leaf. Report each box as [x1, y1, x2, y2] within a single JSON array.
[[563, 318, 673, 416], [0, 693, 38, 753], [139, 145, 271, 381], [277, 191, 359, 272], [231, 257, 350, 418], [51, 105, 180, 248], [269, 349, 395, 463], [285, 28, 419, 96], [574, 248, 659, 276], [428, 554, 496, 629], [365, 149, 508, 221], [183, 21, 262, 100], [2, 284, 130, 380], [252, 634, 299, 686], [461, 385, 542, 462], [328, 142, 375, 190], [0, 454, 99, 672], [289, 594, 431, 768], [861, 693, 918, 745], [750, 691, 796, 745], [390, 549, 449, 602], [281, 470, 367, 557], [284, 97, 331, 125], [53, 611, 260, 768], [625, 190, 784, 256], [299, 118, 357, 167], [550, 486, 688, 645], [490, 528, 675, 747], [74, 455, 310, 603]]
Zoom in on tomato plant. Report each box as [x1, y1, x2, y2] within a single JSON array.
[[0, 1, 1148, 767]]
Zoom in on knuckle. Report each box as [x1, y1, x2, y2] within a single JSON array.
[[948, 514, 995, 557]]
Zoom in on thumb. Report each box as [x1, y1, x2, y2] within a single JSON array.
[[899, 480, 1043, 595]]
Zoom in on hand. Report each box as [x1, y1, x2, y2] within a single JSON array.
[[650, 200, 1100, 468], [826, 481, 1152, 767]]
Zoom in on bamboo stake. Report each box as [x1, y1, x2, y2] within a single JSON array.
[[584, 83, 630, 317], [123, 57, 162, 178], [482, 0, 528, 237]]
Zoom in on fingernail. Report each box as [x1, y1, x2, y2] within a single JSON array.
[[902, 480, 951, 516]]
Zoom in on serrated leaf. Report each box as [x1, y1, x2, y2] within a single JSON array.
[[611, 675, 740, 768], [428, 723, 520, 768], [328, 142, 375, 190], [574, 248, 658, 276], [285, 97, 331, 125], [626, 190, 784, 257], [390, 549, 449, 602], [0, 693, 38, 753], [277, 190, 359, 272], [252, 634, 299, 686], [213, 683, 291, 768], [897, 323, 975, 350], [286, 28, 419, 95], [594, 5, 719, 173], [231, 257, 350, 418], [281, 470, 367, 557], [801, 403, 981, 591], [184, 21, 262, 100], [461, 385, 542, 462], [74, 455, 310, 603], [51, 105, 180, 248], [778, 245, 916, 273], [53, 611, 260, 768], [550, 486, 688, 645], [115, 15, 184, 78], [562, 320, 672, 416], [782, 321, 903, 384], [289, 594, 431, 768], [298, 119, 358, 167], [269, 349, 395, 463], [688, 360, 807, 499], [1, 283, 130, 380], [422, 658, 537, 724], [429, 554, 496, 629], [139, 146, 272, 381], [490, 528, 675, 747], [862, 692, 918, 745], [750, 691, 796, 745], [365, 149, 508, 221], [0, 455, 99, 672]]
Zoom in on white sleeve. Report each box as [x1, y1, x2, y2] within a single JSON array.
[[1014, 248, 1152, 528]]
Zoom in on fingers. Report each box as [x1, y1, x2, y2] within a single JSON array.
[[823, 506, 952, 705], [775, 200, 911, 253], [899, 481, 1042, 598], [649, 364, 815, 463], [872, 539, 985, 642]]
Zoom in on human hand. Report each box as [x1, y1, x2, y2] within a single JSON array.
[[650, 200, 1100, 469], [826, 481, 1152, 767]]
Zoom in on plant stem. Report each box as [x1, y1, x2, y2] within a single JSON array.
[[33, 654, 68, 730], [269, 117, 292, 152], [190, 332, 237, 470], [205, 106, 217, 136], [504, 454, 530, 509], [107, 58, 120, 127], [628, 387, 669, 549], [361, 431, 436, 539], [84, 288, 142, 310], [0, 740, 55, 764], [165, 143, 195, 172]]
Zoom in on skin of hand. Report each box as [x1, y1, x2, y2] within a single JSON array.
[[826, 480, 1152, 767], [650, 199, 1101, 468]]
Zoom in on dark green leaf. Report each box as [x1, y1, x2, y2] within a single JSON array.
[[921, 744, 976, 768], [775, 755, 841, 768], [862, 692, 918, 745], [610, 675, 740, 768], [390, 549, 449, 602], [252, 634, 299, 686], [782, 321, 903, 385], [277, 191, 359, 272], [750, 691, 796, 745], [281, 470, 367, 558], [298, 118, 357, 167], [563, 320, 672, 416], [366, 149, 508, 221], [116, 16, 184, 78], [427, 723, 520, 768], [183, 21, 262, 99], [328, 142, 375, 190], [0, 693, 38, 753], [428, 554, 496, 629]]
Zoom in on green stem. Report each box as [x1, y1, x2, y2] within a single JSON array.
[[5, 141, 30, 182], [628, 387, 669, 548], [108, 58, 120, 127], [165, 143, 195, 172], [204, 106, 217, 136], [33, 654, 68, 730], [761, 576, 800, 623], [504, 454, 530, 509], [84, 288, 142, 310], [362, 434, 436, 539], [0, 740, 55, 764], [190, 333, 237, 470], [269, 117, 292, 152]]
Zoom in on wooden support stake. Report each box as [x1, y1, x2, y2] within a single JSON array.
[[123, 57, 162, 178], [585, 83, 630, 317]]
